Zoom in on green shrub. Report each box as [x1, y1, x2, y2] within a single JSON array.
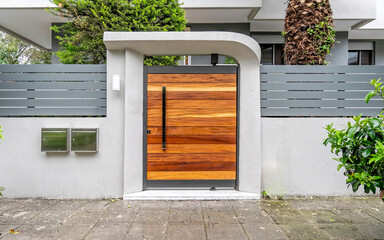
[[324, 79, 384, 200], [48, 0, 187, 65]]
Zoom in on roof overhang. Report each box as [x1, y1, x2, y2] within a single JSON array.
[[0, 0, 261, 50], [0, 0, 66, 50], [249, 0, 380, 35]]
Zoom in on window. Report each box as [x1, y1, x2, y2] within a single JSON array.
[[260, 44, 284, 65], [348, 50, 373, 65]]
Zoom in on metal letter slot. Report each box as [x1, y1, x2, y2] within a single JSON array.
[[162, 86, 166, 150]]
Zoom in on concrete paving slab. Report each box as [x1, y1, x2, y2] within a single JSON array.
[[362, 207, 384, 222], [201, 200, 233, 210], [63, 210, 106, 225], [0, 224, 21, 239], [139, 200, 172, 210], [124, 223, 168, 240], [134, 209, 170, 224], [316, 223, 373, 240], [235, 209, 276, 224], [0, 198, 382, 239], [28, 210, 74, 225], [170, 200, 201, 210], [47, 200, 88, 211], [0, 210, 40, 224], [230, 200, 262, 212], [203, 209, 239, 224], [0, 224, 58, 240], [355, 223, 384, 239], [169, 209, 203, 224], [99, 209, 136, 224], [205, 223, 248, 240], [241, 223, 288, 240], [84, 223, 130, 240], [279, 224, 330, 240], [16, 199, 56, 212], [0, 200, 24, 212], [1, 224, 93, 240], [107, 200, 141, 211], [331, 209, 382, 224], [167, 224, 206, 240], [298, 210, 346, 224]]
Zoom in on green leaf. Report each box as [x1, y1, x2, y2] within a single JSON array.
[[347, 126, 357, 138], [371, 118, 380, 128], [362, 149, 371, 158], [337, 164, 343, 171], [365, 91, 376, 104]]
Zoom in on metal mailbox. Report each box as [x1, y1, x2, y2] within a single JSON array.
[[41, 128, 69, 152], [71, 128, 99, 152]]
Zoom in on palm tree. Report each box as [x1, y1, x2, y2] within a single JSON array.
[[283, 0, 335, 65]]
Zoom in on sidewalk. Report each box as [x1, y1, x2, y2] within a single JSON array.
[[0, 197, 383, 239]]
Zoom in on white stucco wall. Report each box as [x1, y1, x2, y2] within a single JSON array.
[[262, 118, 367, 196], [0, 118, 124, 199], [0, 116, 370, 198], [0, 58, 126, 199]]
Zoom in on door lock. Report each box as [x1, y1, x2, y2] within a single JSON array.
[[147, 130, 151, 134]]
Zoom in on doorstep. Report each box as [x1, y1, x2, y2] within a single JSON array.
[[123, 190, 261, 200]]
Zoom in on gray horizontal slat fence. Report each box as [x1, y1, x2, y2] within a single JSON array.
[[0, 64, 106, 117], [261, 65, 384, 117]]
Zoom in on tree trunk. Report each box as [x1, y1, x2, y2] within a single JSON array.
[[284, 0, 334, 65]]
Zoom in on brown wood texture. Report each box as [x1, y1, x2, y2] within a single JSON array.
[[148, 127, 236, 136], [147, 136, 236, 144], [148, 74, 236, 83], [146, 73, 237, 181], [148, 91, 236, 100], [148, 117, 236, 127], [148, 100, 236, 109], [148, 83, 236, 92], [148, 144, 236, 154], [148, 108, 236, 118], [148, 171, 236, 180], [148, 153, 236, 171], [148, 156, 236, 171]]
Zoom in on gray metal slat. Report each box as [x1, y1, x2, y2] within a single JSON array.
[[261, 83, 375, 91], [261, 74, 384, 82], [0, 73, 106, 81], [261, 91, 369, 99], [261, 99, 384, 108], [0, 99, 106, 107], [0, 82, 106, 90], [0, 90, 106, 98], [261, 65, 384, 74], [0, 108, 106, 116], [0, 64, 106, 73], [261, 108, 382, 117]]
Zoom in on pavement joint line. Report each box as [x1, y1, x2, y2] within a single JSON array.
[[122, 203, 139, 240], [164, 201, 172, 239], [361, 209, 384, 224], [200, 201, 208, 240], [229, 200, 251, 240], [81, 200, 114, 240]]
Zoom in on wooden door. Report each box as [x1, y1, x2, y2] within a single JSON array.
[[145, 66, 237, 188]]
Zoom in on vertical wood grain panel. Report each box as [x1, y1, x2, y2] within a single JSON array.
[[147, 73, 237, 181]]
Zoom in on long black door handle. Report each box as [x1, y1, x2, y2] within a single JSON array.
[[162, 86, 166, 150]]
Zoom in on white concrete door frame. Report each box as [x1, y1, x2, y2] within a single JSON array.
[[103, 32, 262, 198]]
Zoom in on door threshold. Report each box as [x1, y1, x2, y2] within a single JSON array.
[[123, 190, 260, 200]]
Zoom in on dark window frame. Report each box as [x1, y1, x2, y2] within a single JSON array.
[[348, 50, 374, 65], [260, 44, 284, 65]]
